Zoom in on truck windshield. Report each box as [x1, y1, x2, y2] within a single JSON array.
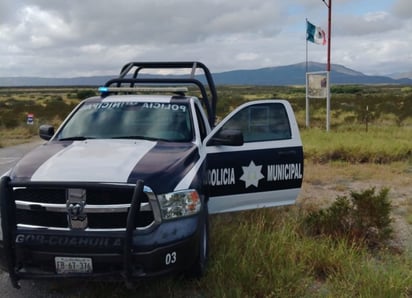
[[57, 101, 193, 142]]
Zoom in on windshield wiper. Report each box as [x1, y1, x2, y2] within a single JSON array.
[[111, 135, 171, 142], [58, 136, 96, 141]]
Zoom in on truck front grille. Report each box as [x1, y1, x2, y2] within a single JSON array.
[[13, 184, 159, 231]]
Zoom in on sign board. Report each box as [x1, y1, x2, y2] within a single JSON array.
[[307, 72, 327, 98], [305, 71, 330, 131], [27, 113, 34, 125]]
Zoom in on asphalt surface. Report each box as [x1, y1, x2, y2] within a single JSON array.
[[0, 140, 45, 176]]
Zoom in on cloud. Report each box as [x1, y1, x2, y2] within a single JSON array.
[[334, 11, 400, 36], [392, 0, 412, 19], [1, 0, 289, 76], [18, 0, 283, 45], [334, 33, 412, 75], [0, 0, 411, 77]]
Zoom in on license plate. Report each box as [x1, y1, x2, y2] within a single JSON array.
[[55, 257, 93, 274]]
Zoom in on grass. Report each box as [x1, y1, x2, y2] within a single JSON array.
[[301, 125, 412, 163], [1, 86, 412, 296], [200, 207, 412, 297], [57, 207, 412, 297], [0, 125, 41, 147], [204, 209, 311, 297]]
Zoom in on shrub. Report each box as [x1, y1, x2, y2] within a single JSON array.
[[303, 187, 393, 248], [76, 89, 96, 100], [0, 110, 21, 128]]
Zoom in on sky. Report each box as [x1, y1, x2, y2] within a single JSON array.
[[0, 0, 411, 78]]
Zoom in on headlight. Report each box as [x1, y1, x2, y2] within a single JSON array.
[[158, 189, 201, 220]]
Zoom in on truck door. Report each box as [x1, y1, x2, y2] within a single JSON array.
[[204, 100, 303, 214]]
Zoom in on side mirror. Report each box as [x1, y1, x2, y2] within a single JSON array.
[[207, 129, 244, 146], [39, 124, 55, 141]]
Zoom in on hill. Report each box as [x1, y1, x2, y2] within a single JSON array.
[[388, 71, 412, 80], [212, 62, 412, 85], [0, 62, 411, 87]]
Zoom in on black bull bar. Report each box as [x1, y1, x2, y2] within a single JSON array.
[[0, 176, 145, 289]]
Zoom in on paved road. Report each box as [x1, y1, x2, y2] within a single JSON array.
[[0, 140, 45, 176]]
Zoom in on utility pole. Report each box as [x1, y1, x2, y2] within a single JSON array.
[[322, 0, 332, 131]]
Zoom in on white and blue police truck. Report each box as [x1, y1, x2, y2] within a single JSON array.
[[0, 62, 303, 288]]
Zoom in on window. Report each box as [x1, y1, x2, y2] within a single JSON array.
[[195, 104, 207, 140], [58, 101, 193, 142], [219, 103, 291, 142]]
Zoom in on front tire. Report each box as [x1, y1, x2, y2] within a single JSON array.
[[185, 202, 209, 278]]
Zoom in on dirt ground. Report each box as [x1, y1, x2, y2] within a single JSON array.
[[297, 162, 412, 252], [0, 150, 411, 296]]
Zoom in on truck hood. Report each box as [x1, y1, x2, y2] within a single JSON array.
[[10, 139, 199, 193]]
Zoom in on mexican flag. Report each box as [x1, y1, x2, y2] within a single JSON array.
[[306, 20, 326, 45]]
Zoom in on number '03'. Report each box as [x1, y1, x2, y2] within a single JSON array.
[[165, 252, 177, 265]]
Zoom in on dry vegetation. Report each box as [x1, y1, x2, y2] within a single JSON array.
[[1, 85, 412, 296]]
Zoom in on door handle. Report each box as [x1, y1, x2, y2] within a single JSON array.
[[278, 150, 296, 156]]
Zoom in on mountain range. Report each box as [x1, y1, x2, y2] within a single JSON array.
[[0, 62, 411, 87]]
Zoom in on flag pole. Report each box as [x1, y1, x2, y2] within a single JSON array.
[[305, 18, 308, 74], [322, 0, 332, 131], [305, 25, 309, 128], [327, 0, 332, 131], [327, 0, 332, 72]]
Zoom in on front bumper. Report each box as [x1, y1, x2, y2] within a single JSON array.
[[0, 178, 202, 288], [0, 217, 199, 279]]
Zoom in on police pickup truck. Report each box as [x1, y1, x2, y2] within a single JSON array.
[[0, 62, 303, 288]]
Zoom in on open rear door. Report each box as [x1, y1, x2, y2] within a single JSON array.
[[204, 100, 303, 214]]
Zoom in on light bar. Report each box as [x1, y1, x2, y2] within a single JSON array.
[[98, 86, 188, 93]]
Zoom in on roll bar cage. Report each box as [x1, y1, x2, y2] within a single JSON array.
[[101, 62, 218, 126]]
